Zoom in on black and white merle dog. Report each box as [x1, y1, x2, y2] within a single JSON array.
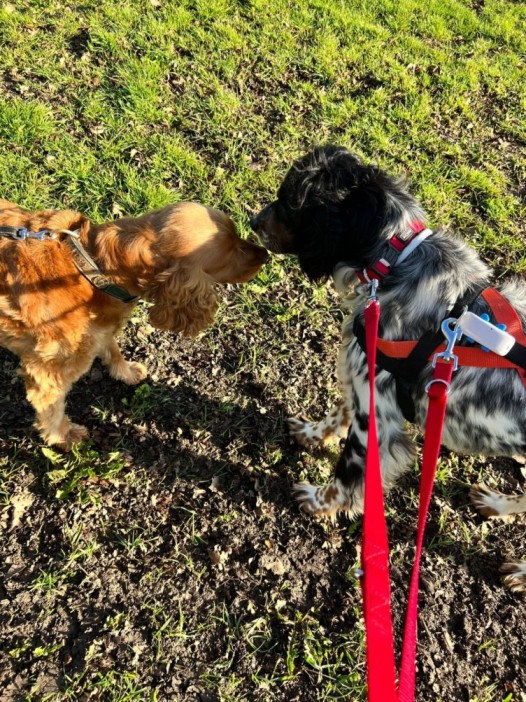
[[251, 145, 526, 592]]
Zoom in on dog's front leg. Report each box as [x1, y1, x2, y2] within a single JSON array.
[[20, 365, 88, 450], [100, 339, 148, 385], [288, 343, 353, 448], [294, 368, 415, 518]]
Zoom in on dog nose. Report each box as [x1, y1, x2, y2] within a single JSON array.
[[249, 214, 260, 232]]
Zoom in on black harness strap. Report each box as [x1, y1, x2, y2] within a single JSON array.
[[505, 341, 526, 371], [353, 322, 432, 422]]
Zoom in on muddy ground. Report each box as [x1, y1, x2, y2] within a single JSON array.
[[0, 274, 525, 701]]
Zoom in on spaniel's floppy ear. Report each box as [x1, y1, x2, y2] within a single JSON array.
[[146, 261, 219, 337]]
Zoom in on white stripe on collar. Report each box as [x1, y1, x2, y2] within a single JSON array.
[[395, 228, 433, 265]]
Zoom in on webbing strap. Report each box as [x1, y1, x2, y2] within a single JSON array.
[[362, 300, 455, 702], [65, 234, 139, 303], [398, 361, 453, 699], [362, 297, 398, 701]]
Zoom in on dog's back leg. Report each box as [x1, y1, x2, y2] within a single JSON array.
[[499, 560, 526, 593], [470, 484, 526, 517]]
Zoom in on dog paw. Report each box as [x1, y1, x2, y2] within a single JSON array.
[[112, 361, 148, 385], [47, 422, 89, 451], [470, 483, 524, 519], [500, 560, 526, 593], [63, 423, 89, 449], [470, 484, 502, 517], [292, 481, 348, 517], [288, 417, 322, 447]]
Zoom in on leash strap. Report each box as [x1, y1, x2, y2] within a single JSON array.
[[363, 295, 399, 701], [398, 360, 454, 700], [0, 223, 138, 303], [363, 296, 455, 702]]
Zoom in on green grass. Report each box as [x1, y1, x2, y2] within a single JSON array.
[[1, 1, 525, 701], [0, 0, 524, 258]]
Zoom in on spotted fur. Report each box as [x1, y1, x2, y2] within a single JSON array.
[[251, 145, 526, 591]]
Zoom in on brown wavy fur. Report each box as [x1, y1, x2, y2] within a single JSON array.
[[0, 199, 267, 449]]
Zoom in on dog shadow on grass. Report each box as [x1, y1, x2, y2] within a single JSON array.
[[0, 347, 310, 513]]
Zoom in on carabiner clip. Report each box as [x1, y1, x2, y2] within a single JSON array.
[[367, 278, 379, 303], [13, 227, 29, 240], [432, 317, 462, 370]]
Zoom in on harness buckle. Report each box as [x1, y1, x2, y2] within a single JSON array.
[[432, 317, 462, 371]]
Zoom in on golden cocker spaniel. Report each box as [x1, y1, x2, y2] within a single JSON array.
[[0, 199, 268, 449]]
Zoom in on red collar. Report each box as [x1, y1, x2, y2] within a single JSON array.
[[357, 221, 427, 285]]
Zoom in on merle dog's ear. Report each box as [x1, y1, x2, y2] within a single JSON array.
[[295, 201, 347, 281], [296, 163, 389, 280], [341, 166, 388, 242]]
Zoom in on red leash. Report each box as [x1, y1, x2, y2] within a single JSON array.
[[398, 359, 453, 699], [362, 291, 398, 700], [363, 291, 454, 702]]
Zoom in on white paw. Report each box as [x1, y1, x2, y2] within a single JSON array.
[[292, 481, 348, 517], [287, 417, 322, 448], [500, 560, 526, 593]]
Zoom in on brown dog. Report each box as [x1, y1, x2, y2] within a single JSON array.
[[0, 199, 268, 449]]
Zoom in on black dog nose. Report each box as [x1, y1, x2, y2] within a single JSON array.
[[249, 214, 259, 232]]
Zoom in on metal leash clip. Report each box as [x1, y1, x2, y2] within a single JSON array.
[[432, 317, 462, 370], [12, 227, 31, 240], [13, 227, 56, 241], [366, 277, 378, 304]]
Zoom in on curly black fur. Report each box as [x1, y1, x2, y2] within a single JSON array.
[[252, 145, 423, 280]]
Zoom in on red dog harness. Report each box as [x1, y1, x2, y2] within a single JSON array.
[[375, 287, 526, 381]]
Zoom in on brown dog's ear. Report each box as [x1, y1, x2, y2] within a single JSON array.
[[146, 261, 219, 337]]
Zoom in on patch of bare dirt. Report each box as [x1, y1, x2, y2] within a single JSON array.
[[0, 282, 525, 701]]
